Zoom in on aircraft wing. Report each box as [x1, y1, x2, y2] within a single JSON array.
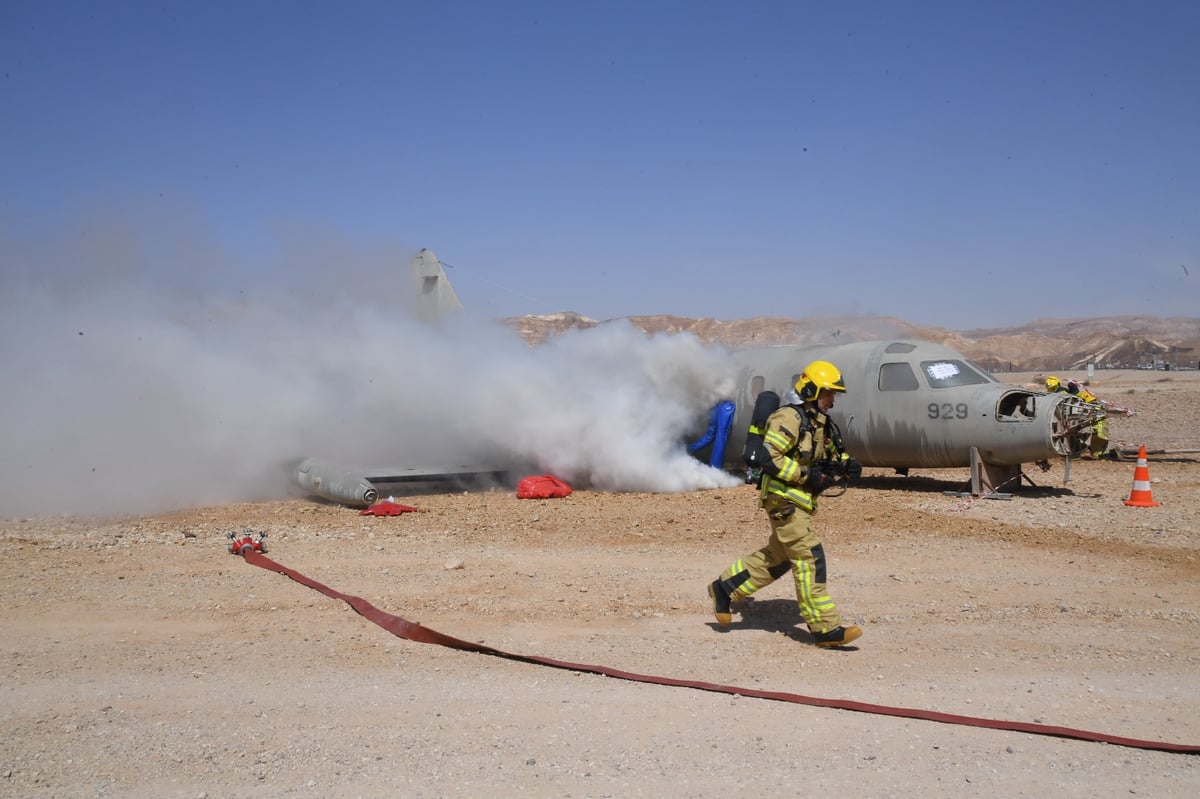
[[293, 457, 526, 506]]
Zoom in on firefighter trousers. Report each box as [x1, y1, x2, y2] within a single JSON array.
[[718, 498, 842, 634]]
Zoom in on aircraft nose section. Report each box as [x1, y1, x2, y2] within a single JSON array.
[[1046, 394, 1105, 458]]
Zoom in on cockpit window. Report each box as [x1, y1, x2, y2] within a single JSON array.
[[920, 360, 992, 388], [966, 360, 999, 382], [878, 362, 920, 391]]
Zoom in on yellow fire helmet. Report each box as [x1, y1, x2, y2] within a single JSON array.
[[796, 360, 847, 402], [1045, 375, 1061, 391]]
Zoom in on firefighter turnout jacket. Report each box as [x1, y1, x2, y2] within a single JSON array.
[[761, 403, 832, 513]]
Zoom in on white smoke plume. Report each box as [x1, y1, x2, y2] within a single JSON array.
[[0, 217, 739, 518], [471, 320, 740, 492]]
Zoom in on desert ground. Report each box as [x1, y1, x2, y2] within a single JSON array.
[[3, 370, 1198, 798]]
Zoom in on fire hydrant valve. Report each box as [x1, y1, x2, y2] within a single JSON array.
[[227, 529, 268, 555]]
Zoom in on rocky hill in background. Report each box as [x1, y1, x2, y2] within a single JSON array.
[[503, 313, 1200, 373]]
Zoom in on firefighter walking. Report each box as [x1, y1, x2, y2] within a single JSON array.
[[707, 360, 863, 648]]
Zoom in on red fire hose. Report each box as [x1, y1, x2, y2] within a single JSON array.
[[240, 551, 1198, 755]]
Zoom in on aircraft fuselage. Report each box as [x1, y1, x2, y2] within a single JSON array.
[[721, 340, 1094, 476]]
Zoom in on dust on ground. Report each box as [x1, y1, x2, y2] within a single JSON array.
[[2, 371, 1198, 798]]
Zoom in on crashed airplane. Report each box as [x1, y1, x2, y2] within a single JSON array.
[[293, 248, 529, 505], [294, 251, 1105, 505], [710, 341, 1104, 496]]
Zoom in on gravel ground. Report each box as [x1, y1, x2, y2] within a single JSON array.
[[2, 371, 1198, 798]]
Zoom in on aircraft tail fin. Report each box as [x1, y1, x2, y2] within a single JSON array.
[[410, 248, 463, 322]]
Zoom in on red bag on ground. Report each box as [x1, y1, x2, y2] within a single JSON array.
[[360, 501, 420, 516], [516, 474, 573, 499]]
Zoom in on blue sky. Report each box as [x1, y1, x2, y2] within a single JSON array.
[[2, 0, 1197, 329]]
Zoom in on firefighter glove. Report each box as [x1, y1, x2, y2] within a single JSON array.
[[845, 458, 863, 480], [805, 462, 832, 492]]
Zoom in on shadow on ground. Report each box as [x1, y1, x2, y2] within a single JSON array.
[[705, 597, 861, 650]]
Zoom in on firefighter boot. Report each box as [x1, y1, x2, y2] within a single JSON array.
[[812, 625, 862, 648], [708, 579, 733, 626]]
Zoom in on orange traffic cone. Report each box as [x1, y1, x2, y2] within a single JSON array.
[[1123, 445, 1160, 507]]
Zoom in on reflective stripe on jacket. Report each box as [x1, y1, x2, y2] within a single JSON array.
[[761, 404, 828, 513]]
